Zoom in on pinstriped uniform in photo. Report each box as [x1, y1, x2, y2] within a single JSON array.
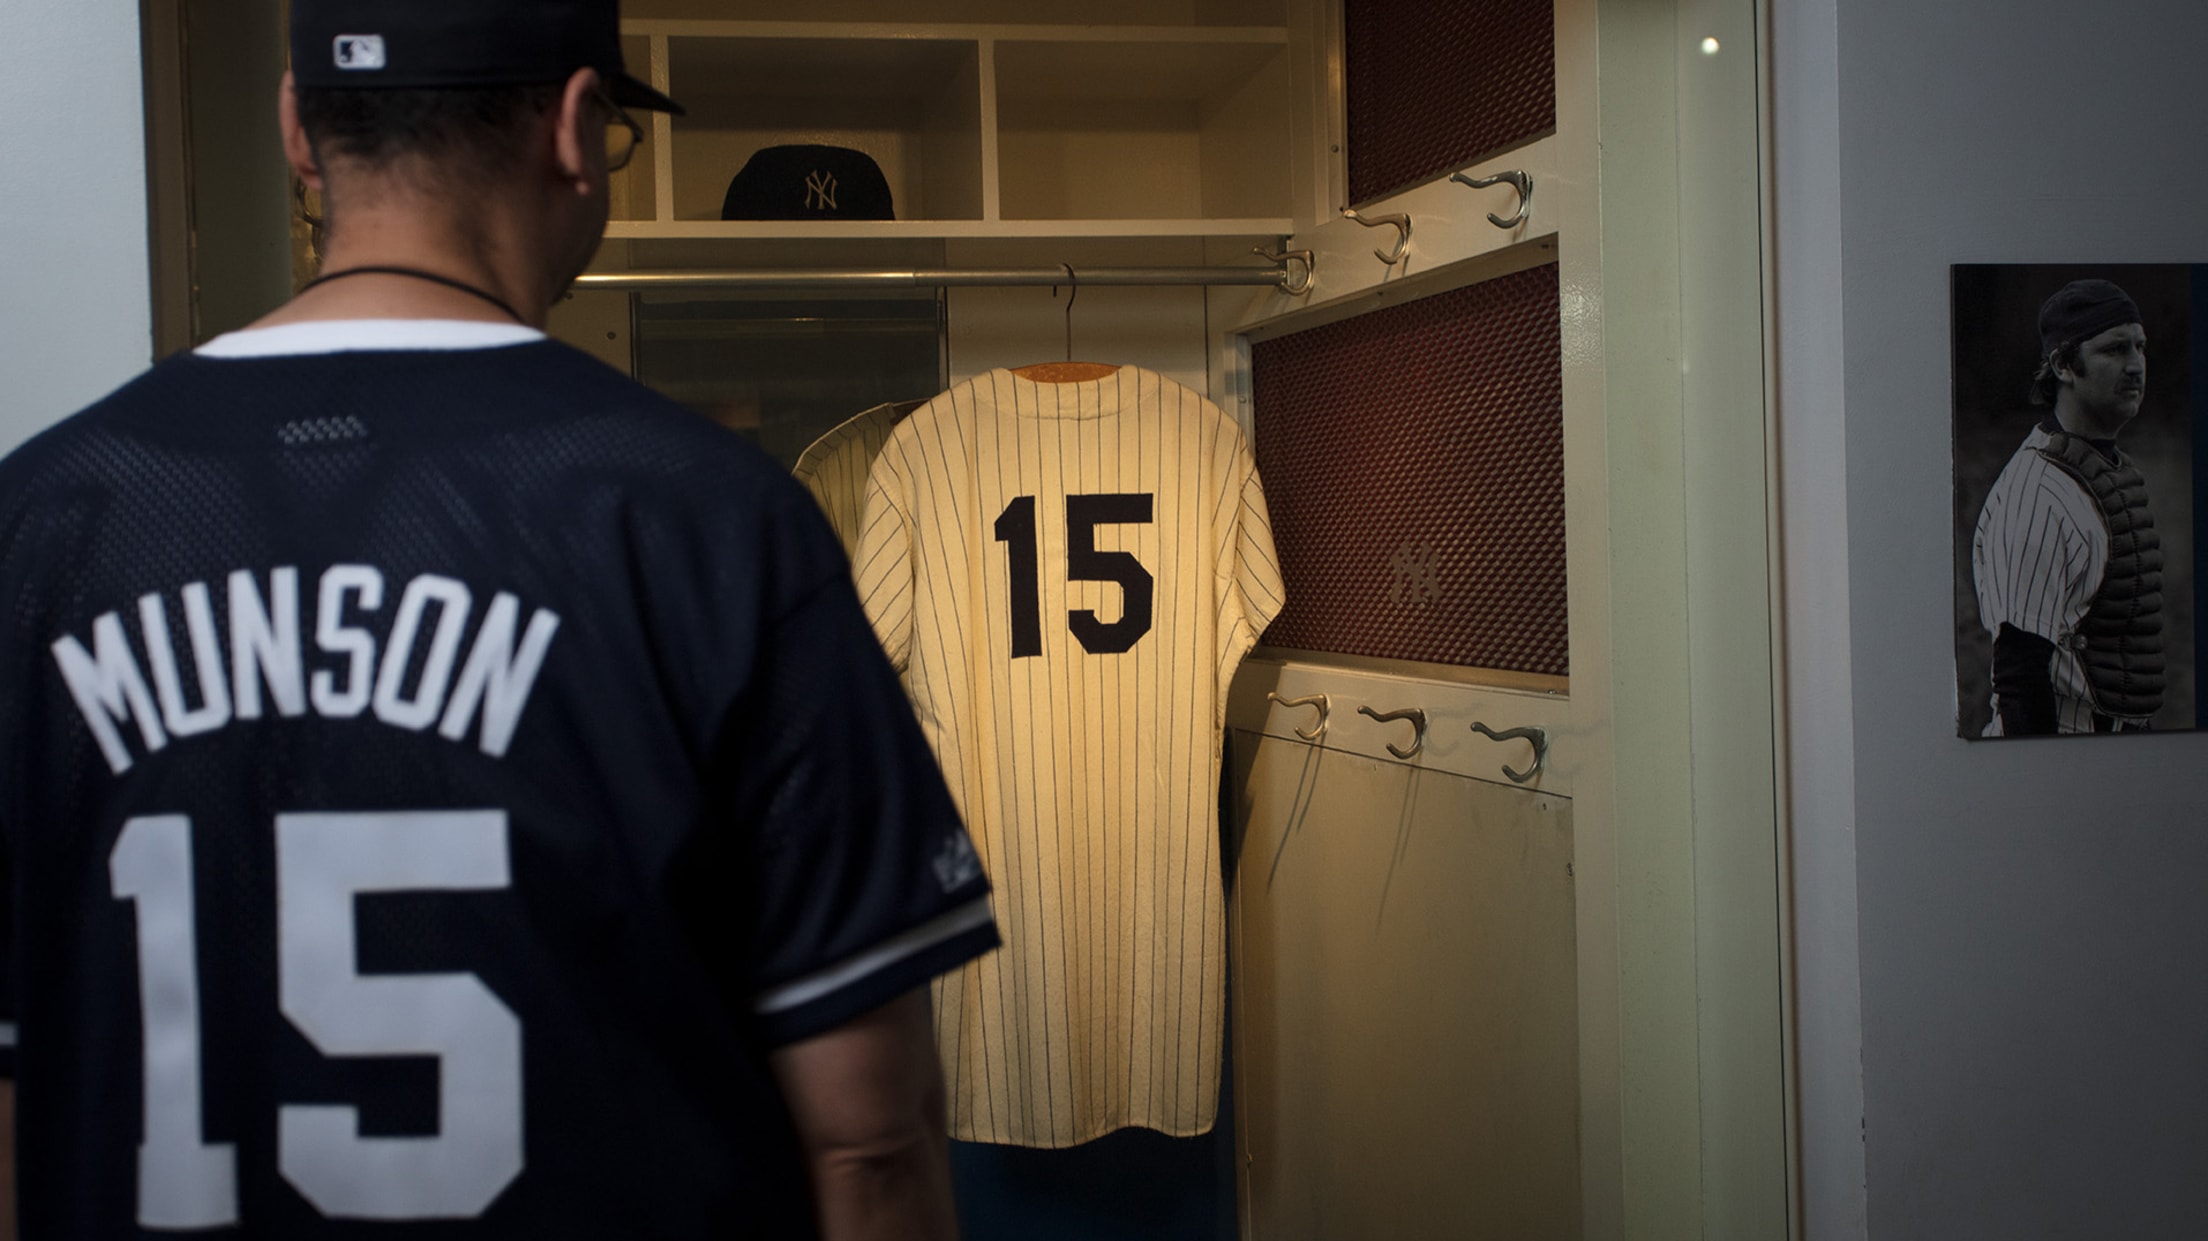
[[852, 366, 1284, 1147], [1972, 423, 2129, 734]]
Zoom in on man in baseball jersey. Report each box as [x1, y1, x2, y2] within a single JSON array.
[[854, 365, 1284, 1149], [1972, 278, 2165, 735], [0, 1, 995, 1236]]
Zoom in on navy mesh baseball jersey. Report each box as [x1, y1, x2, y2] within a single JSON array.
[[0, 321, 996, 1237]]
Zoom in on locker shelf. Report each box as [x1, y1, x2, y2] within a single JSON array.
[[610, 17, 1297, 234], [604, 217, 1293, 240]]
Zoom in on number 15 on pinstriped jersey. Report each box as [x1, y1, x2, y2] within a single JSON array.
[[992, 492, 1157, 658]]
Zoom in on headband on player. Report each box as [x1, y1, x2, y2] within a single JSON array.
[[2038, 279, 2140, 357], [290, 0, 684, 115]]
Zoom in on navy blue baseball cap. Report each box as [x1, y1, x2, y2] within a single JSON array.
[[722, 145, 896, 221], [290, 0, 684, 114], [2038, 278, 2140, 356]]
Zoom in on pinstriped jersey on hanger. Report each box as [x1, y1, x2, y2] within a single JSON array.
[[854, 367, 1284, 1147], [792, 401, 924, 562]]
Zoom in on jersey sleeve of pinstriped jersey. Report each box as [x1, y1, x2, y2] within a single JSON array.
[[792, 407, 893, 566], [1972, 448, 2104, 646], [724, 494, 995, 1046], [852, 446, 917, 671], [1217, 430, 1286, 702], [791, 456, 852, 560]]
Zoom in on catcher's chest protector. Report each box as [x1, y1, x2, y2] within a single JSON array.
[[2037, 430, 2167, 719]]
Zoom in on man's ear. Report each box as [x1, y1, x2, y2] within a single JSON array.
[[554, 67, 601, 197], [278, 71, 325, 192]]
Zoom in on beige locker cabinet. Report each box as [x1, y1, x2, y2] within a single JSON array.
[[1204, 0, 1788, 1238], [1228, 719, 1579, 1240]]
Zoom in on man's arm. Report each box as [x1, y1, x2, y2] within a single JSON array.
[[770, 990, 958, 1241], [1992, 622, 2062, 734]]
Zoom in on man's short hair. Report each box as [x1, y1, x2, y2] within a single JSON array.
[[296, 84, 560, 178]]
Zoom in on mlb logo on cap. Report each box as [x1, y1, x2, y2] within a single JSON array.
[[290, 0, 684, 114], [333, 34, 387, 70]]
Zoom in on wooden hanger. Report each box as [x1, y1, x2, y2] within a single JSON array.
[[1012, 361, 1121, 383], [1010, 265, 1121, 383]]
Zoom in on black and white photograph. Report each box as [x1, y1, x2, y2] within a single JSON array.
[[1952, 263, 2199, 737]]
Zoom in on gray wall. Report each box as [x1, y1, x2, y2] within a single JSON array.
[[1785, 0, 2208, 1237], [0, 0, 151, 452]]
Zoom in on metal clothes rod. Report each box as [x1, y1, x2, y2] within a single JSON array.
[[573, 265, 1298, 292]]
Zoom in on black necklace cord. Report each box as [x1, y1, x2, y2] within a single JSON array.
[[299, 265, 528, 326]]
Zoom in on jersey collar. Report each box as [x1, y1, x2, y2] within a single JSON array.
[[196, 319, 547, 359]]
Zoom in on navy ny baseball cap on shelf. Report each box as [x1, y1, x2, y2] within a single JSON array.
[[722, 145, 896, 220], [290, 0, 684, 115]]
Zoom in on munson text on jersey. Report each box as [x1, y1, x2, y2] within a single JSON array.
[[50, 565, 561, 774]]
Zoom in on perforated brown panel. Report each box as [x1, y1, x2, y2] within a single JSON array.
[[1252, 263, 1566, 675], [1345, 0, 1555, 206]]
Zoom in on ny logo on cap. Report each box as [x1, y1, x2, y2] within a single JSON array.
[[804, 170, 838, 212], [333, 35, 387, 71]]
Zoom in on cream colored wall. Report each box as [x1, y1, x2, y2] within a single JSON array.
[[0, 0, 152, 452], [944, 239, 1214, 391]]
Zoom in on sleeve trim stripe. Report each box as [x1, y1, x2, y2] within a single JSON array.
[[753, 897, 995, 1016], [0, 1023, 16, 1048]]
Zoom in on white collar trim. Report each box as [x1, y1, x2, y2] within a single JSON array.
[[196, 319, 546, 359]]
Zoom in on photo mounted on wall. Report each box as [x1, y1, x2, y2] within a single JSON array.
[[1952, 264, 2205, 738]]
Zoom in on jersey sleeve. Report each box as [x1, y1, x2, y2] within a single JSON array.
[[791, 464, 843, 549], [851, 462, 917, 672], [1217, 458, 1287, 707], [1972, 458, 2103, 645], [716, 504, 995, 1047]]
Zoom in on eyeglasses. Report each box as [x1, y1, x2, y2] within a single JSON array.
[[595, 88, 645, 173]]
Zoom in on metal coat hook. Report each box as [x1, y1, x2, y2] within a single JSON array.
[[1470, 721, 1549, 784], [1267, 692, 1330, 741], [1340, 207, 1412, 266], [1448, 169, 1534, 230], [1052, 263, 1079, 361], [1357, 705, 1428, 760], [1251, 246, 1316, 296]]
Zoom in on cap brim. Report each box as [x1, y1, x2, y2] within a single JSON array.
[[609, 72, 684, 116]]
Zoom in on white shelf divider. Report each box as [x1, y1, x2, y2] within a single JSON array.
[[978, 37, 1002, 222], [650, 35, 675, 223]]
